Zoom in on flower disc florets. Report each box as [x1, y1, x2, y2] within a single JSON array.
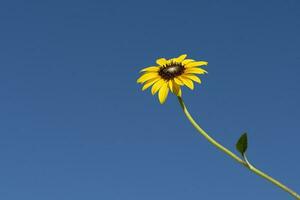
[[158, 62, 185, 80]]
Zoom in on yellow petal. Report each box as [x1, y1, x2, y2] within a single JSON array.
[[137, 72, 159, 83], [179, 77, 194, 90], [151, 79, 165, 95], [174, 54, 187, 63], [142, 77, 160, 91], [185, 61, 208, 68], [158, 83, 169, 104], [168, 80, 173, 92], [182, 74, 201, 83], [156, 58, 167, 66], [185, 67, 208, 74], [171, 80, 182, 97], [174, 77, 183, 85], [140, 66, 160, 72], [182, 59, 195, 65], [167, 59, 174, 64]]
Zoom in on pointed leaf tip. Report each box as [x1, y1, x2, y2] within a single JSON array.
[[236, 133, 248, 155]]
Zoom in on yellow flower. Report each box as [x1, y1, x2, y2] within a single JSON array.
[[137, 54, 208, 104]]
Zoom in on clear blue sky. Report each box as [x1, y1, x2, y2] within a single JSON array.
[[0, 0, 299, 199]]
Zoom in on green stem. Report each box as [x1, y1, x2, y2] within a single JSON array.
[[177, 97, 300, 199]]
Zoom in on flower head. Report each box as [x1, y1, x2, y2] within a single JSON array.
[[137, 54, 208, 104]]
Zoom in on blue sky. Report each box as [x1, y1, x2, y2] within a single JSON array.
[[0, 0, 299, 199]]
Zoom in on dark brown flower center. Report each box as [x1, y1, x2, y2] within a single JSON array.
[[158, 62, 185, 80]]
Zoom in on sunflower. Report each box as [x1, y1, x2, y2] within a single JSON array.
[[137, 54, 208, 104]]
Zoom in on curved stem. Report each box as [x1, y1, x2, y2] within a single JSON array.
[[177, 97, 300, 199]]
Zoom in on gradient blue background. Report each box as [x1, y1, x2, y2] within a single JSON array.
[[0, 0, 299, 199]]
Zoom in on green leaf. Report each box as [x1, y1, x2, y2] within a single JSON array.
[[236, 133, 248, 155]]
